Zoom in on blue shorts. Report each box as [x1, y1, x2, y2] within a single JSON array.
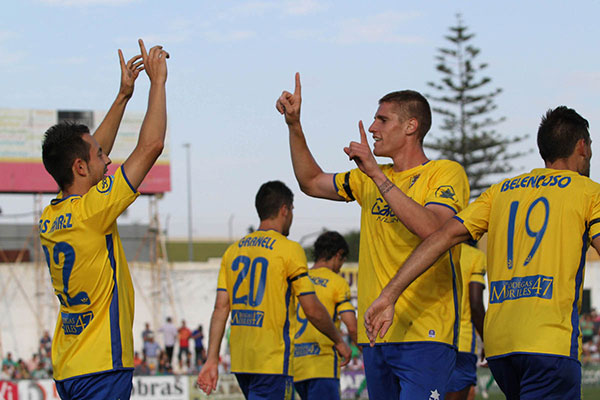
[[362, 342, 456, 400], [55, 369, 133, 400], [447, 352, 477, 392], [235, 373, 294, 400], [294, 378, 340, 400], [488, 354, 581, 400]]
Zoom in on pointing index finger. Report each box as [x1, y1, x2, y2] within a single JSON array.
[[294, 72, 301, 96], [138, 39, 148, 59], [359, 120, 368, 144], [118, 49, 126, 68]]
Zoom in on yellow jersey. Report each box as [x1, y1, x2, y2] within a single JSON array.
[[218, 230, 315, 375], [457, 244, 486, 354], [39, 166, 139, 381], [293, 267, 354, 382], [457, 168, 600, 360], [334, 160, 469, 345]]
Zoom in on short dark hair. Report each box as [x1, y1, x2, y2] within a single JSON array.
[[379, 90, 432, 142], [313, 231, 349, 261], [42, 122, 91, 190], [255, 181, 294, 220], [538, 106, 590, 163]]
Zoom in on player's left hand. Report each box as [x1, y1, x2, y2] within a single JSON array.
[[118, 49, 144, 99], [334, 340, 352, 367], [344, 121, 381, 180], [196, 359, 219, 395], [364, 294, 395, 346]]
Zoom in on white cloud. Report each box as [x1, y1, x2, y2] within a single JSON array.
[[40, 0, 138, 5], [202, 30, 257, 42], [282, 0, 327, 16], [331, 11, 424, 45]]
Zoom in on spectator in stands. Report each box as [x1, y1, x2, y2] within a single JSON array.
[[192, 324, 206, 368], [14, 359, 31, 380], [582, 313, 595, 344], [39, 330, 52, 357], [2, 352, 16, 372], [178, 320, 192, 370], [0, 364, 11, 380], [26, 353, 38, 373], [31, 361, 50, 380], [159, 317, 177, 366], [142, 322, 153, 358], [143, 333, 161, 374]]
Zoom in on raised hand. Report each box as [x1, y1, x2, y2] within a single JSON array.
[[118, 49, 144, 99], [364, 294, 395, 347], [138, 39, 169, 84], [276, 72, 302, 126], [343, 121, 381, 179]]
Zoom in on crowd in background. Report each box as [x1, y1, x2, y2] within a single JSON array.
[[581, 309, 600, 365]]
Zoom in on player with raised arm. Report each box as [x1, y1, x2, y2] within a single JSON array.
[[197, 181, 351, 400], [39, 39, 168, 400], [446, 241, 486, 400], [366, 106, 600, 399], [276, 74, 469, 399], [293, 231, 357, 400]]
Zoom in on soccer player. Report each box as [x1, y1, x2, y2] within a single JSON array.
[[365, 106, 600, 399], [294, 231, 357, 400], [197, 181, 351, 400], [446, 241, 486, 400], [39, 39, 169, 399], [276, 73, 469, 398]]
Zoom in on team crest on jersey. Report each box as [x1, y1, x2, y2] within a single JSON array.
[[97, 176, 113, 194], [409, 174, 420, 189], [435, 185, 456, 200], [429, 389, 441, 400]]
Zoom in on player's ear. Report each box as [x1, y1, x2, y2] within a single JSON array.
[[405, 118, 419, 136], [72, 158, 88, 177], [575, 138, 589, 157]]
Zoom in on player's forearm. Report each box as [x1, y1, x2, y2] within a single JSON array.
[[374, 177, 449, 239], [205, 307, 228, 362], [138, 83, 167, 153], [382, 221, 467, 304], [93, 93, 131, 156], [469, 284, 486, 340], [341, 313, 358, 346], [288, 122, 327, 196], [305, 302, 344, 345]]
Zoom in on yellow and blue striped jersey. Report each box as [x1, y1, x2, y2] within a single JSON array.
[[39, 166, 139, 381], [457, 244, 486, 354], [218, 230, 315, 375], [456, 168, 600, 360], [334, 160, 469, 345], [293, 267, 354, 382]]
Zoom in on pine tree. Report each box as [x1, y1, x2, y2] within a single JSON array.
[[426, 14, 529, 197]]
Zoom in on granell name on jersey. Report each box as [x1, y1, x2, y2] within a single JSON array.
[[39, 213, 73, 234], [500, 174, 572, 192], [238, 236, 276, 250]]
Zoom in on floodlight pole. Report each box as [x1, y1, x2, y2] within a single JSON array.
[[183, 143, 193, 262]]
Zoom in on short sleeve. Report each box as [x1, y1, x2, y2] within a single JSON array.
[[334, 169, 364, 204], [424, 161, 470, 214], [77, 166, 140, 231], [588, 189, 600, 241], [469, 249, 486, 287], [335, 279, 354, 314], [456, 187, 493, 241], [217, 248, 231, 292], [286, 243, 315, 296]]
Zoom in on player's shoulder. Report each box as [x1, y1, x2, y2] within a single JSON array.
[[429, 159, 465, 171]]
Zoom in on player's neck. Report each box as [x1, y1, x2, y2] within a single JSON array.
[[312, 259, 335, 272], [390, 144, 428, 173], [257, 219, 283, 235], [544, 157, 578, 174], [61, 180, 92, 198]]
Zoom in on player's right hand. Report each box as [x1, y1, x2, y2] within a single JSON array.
[[334, 340, 352, 367], [364, 294, 395, 346], [343, 120, 382, 180], [276, 72, 302, 126], [138, 39, 169, 84], [196, 359, 219, 395]]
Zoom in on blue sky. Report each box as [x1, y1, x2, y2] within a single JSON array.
[[2, 0, 600, 242]]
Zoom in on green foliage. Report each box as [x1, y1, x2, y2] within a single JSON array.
[[343, 230, 360, 262], [426, 14, 530, 197]]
